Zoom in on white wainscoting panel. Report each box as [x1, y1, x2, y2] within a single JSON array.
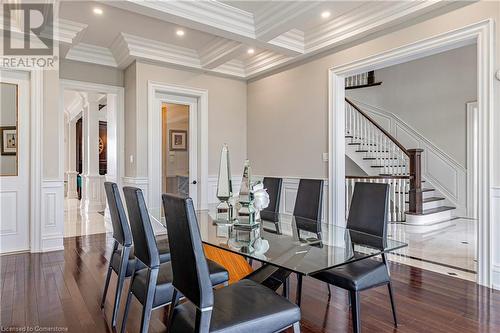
[[350, 99, 468, 216], [122, 177, 149, 203], [491, 187, 500, 290], [41, 180, 64, 252], [0, 191, 17, 235]]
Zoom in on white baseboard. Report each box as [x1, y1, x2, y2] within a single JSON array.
[[491, 187, 500, 290]]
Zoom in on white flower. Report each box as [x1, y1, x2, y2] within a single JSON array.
[[253, 187, 269, 211]]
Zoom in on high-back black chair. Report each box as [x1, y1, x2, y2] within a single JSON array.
[[163, 193, 301, 333], [293, 179, 324, 221], [260, 177, 283, 222], [121, 186, 175, 333], [100, 182, 171, 328], [311, 182, 397, 333]]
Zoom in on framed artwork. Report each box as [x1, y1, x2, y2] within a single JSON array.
[[1, 126, 17, 156], [169, 130, 188, 151]]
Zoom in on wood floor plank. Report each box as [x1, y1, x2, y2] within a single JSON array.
[[1, 232, 499, 332]]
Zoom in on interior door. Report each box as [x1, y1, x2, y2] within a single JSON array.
[[160, 95, 198, 207], [0, 70, 30, 253]]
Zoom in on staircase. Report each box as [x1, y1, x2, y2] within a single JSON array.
[[344, 98, 456, 231]]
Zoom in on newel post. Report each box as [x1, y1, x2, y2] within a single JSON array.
[[408, 148, 424, 214]]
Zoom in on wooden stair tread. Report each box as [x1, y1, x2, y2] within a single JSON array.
[[396, 188, 434, 194], [371, 165, 406, 168], [406, 206, 455, 216]]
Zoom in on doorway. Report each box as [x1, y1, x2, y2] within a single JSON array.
[[60, 80, 124, 238], [162, 103, 192, 200], [148, 82, 209, 224], [328, 21, 494, 287], [0, 70, 30, 253]]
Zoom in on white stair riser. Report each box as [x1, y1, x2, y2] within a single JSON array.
[[423, 200, 445, 210], [406, 209, 453, 225], [403, 220, 456, 234], [423, 190, 436, 199]]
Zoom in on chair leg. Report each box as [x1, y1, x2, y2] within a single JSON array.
[[282, 276, 290, 298], [167, 289, 180, 332], [111, 246, 130, 327], [120, 276, 134, 333], [327, 284, 332, 299], [101, 242, 118, 309], [195, 307, 213, 333], [296, 273, 303, 306], [387, 282, 398, 327], [139, 269, 158, 333], [349, 291, 361, 333], [293, 321, 301, 333], [100, 265, 113, 309]]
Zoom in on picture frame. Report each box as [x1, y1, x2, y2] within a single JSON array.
[[169, 129, 188, 151], [0, 126, 17, 156]]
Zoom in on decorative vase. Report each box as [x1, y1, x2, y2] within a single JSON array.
[[216, 144, 233, 221]]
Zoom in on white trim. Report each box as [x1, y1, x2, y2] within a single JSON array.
[[466, 102, 479, 219], [30, 70, 44, 253], [329, 19, 494, 287], [492, 187, 500, 289], [66, 43, 118, 67], [147, 81, 209, 215]]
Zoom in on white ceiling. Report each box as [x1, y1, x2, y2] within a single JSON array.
[[57, 0, 466, 79]]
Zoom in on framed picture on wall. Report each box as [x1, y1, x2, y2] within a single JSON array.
[[169, 130, 188, 151], [1, 126, 17, 155]]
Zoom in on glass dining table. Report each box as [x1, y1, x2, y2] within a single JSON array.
[[187, 208, 408, 305]]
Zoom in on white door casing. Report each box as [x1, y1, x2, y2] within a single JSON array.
[[148, 81, 209, 225], [0, 70, 30, 253], [328, 20, 494, 287]]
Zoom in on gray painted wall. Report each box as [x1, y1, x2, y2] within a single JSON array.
[[347, 45, 477, 168], [247, 1, 499, 185], [60, 59, 124, 87], [125, 61, 247, 178]]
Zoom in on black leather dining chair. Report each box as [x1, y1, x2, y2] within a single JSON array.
[[100, 182, 171, 328], [120, 187, 230, 333], [311, 182, 397, 333], [260, 177, 283, 222], [162, 193, 302, 333], [120, 186, 175, 333], [261, 179, 324, 304]]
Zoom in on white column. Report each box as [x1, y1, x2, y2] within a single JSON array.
[[80, 92, 104, 214], [103, 94, 117, 228], [66, 116, 79, 199]]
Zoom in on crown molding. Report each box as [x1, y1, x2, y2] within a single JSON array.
[[57, 19, 88, 45], [305, 1, 449, 54], [269, 29, 305, 54], [66, 43, 117, 67], [213, 59, 246, 78], [198, 37, 245, 69], [104, 0, 255, 39], [254, 1, 320, 42], [245, 50, 291, 78]]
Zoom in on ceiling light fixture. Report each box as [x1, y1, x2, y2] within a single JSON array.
[[247, 48, 255, 55], [176, 29, 185, 36], [93, 7, 103, 15], [321, 11, 331, 18]]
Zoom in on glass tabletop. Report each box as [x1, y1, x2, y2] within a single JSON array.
[[190, 209, 407, 276]]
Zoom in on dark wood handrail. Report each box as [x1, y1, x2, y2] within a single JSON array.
[[345, 175, 410, 180], [345, 98, 409, 156]]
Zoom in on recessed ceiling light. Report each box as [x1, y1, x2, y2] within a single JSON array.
[[176, 29, 185, 37], [247, 48, 255, 55], [93, 7, 103, 15], [321, 11, 331, 18]]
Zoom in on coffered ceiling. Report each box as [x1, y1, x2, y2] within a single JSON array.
[[58, 0, 468, 80]]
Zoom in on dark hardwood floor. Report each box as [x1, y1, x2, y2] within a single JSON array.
[[1, 232, 500, 333]]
